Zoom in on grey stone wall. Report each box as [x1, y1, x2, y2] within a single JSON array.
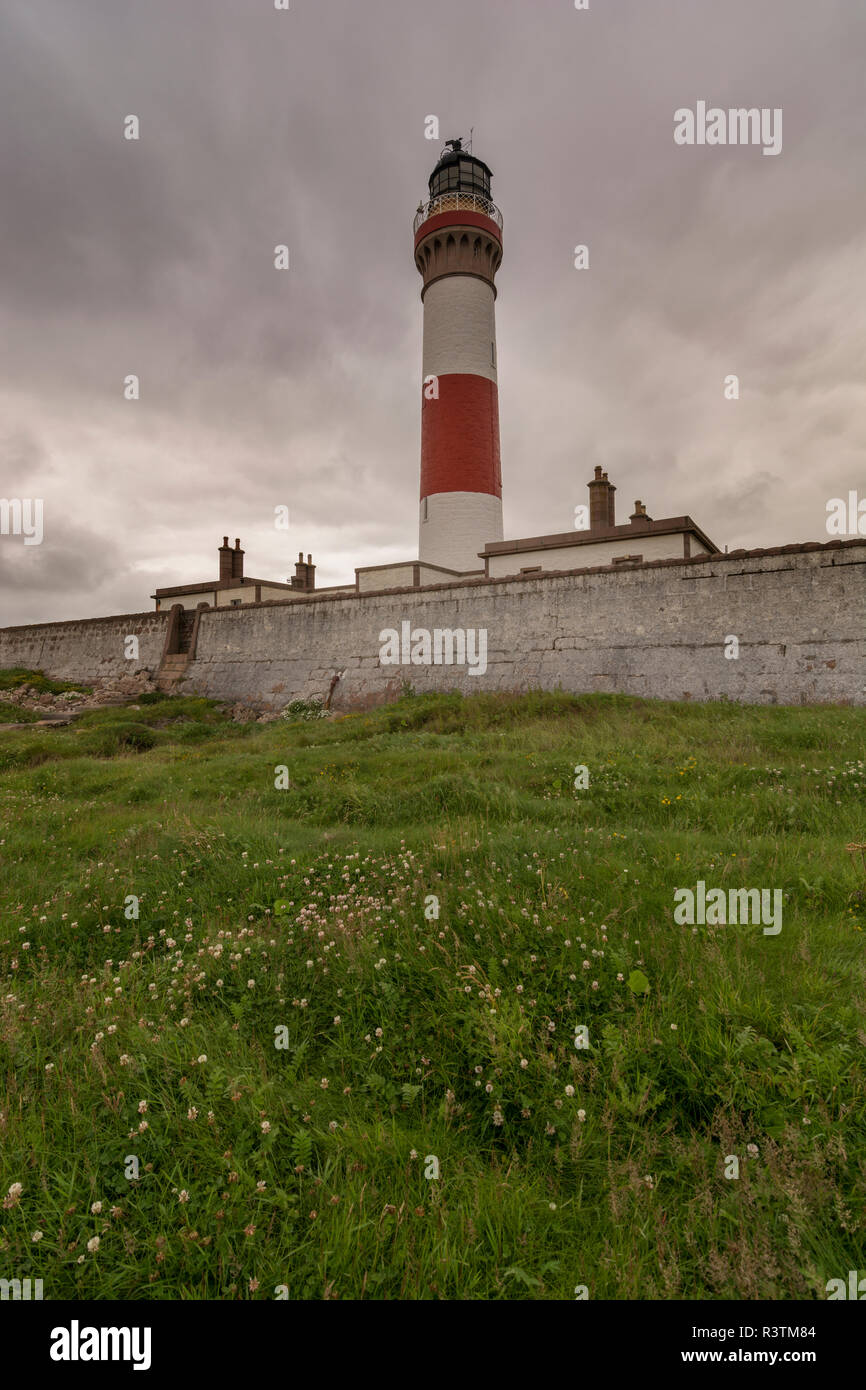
[[0, 541, 863, 707], [186, 540, 866, 708], [0, 611, 167, 684]]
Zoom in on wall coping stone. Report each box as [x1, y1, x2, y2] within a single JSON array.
[[0, 610, 166, 636]]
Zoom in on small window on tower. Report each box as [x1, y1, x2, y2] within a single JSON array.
[[422, 497, 428, 521], [491, 341, 496, 366]]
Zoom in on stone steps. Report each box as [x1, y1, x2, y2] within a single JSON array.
[[156, 653, 190, 690]]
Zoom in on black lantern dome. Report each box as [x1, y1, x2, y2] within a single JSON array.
[[428, 138, 493, 201]]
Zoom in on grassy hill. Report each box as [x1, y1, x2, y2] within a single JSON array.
[[0, 687, 864, 1300]]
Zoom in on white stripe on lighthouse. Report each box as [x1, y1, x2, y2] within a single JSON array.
[[419, 492, 503, 573], [422, 277, 498, 384]]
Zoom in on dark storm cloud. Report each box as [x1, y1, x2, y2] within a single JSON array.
[[0, 0, 864, 623], [0, 519, 126, 597]]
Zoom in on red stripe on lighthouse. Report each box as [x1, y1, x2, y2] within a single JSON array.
[[420, 374, 502, 499], [414, 210, 503, 252]]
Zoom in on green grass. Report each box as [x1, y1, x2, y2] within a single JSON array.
[[0, 687, 864, 1301], [0, 666, 91, 695], [0, 701, 39, 723]]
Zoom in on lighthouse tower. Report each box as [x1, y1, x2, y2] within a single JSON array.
[[413, 139, 504, 571]]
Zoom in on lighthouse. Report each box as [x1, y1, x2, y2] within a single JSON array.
[[413, 139, 504, 572]]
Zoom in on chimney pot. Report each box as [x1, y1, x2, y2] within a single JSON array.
[[230, 538, 245, 580], [219, 535, 233, 582]]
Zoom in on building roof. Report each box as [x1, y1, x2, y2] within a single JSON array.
[[151, 576, 295, 599], [480, 516, 720, 557]]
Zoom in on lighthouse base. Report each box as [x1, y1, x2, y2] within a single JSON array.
[[419, 491, 503, 573]]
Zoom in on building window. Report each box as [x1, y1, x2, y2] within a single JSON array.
[[520, 565, 542, 574], [230, 598, 242, 606], [422, 497, 428, 521]]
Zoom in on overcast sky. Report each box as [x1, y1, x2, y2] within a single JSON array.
[[1, 0, 864, 623]]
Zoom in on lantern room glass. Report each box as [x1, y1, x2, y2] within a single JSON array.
[[428, 155, 492, 202]]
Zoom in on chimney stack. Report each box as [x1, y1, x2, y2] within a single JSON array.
[[587, 467, 616, 530], [291, 551, 316, 592], [231, 537, 244, 580], [630, 500, 651, 527], [219, 536, 233, 582]]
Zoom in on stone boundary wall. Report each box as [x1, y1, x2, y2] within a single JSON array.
[[0, 540, 863, 707], [185, 539, 866, 708], [0, 611, 167, 684]]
